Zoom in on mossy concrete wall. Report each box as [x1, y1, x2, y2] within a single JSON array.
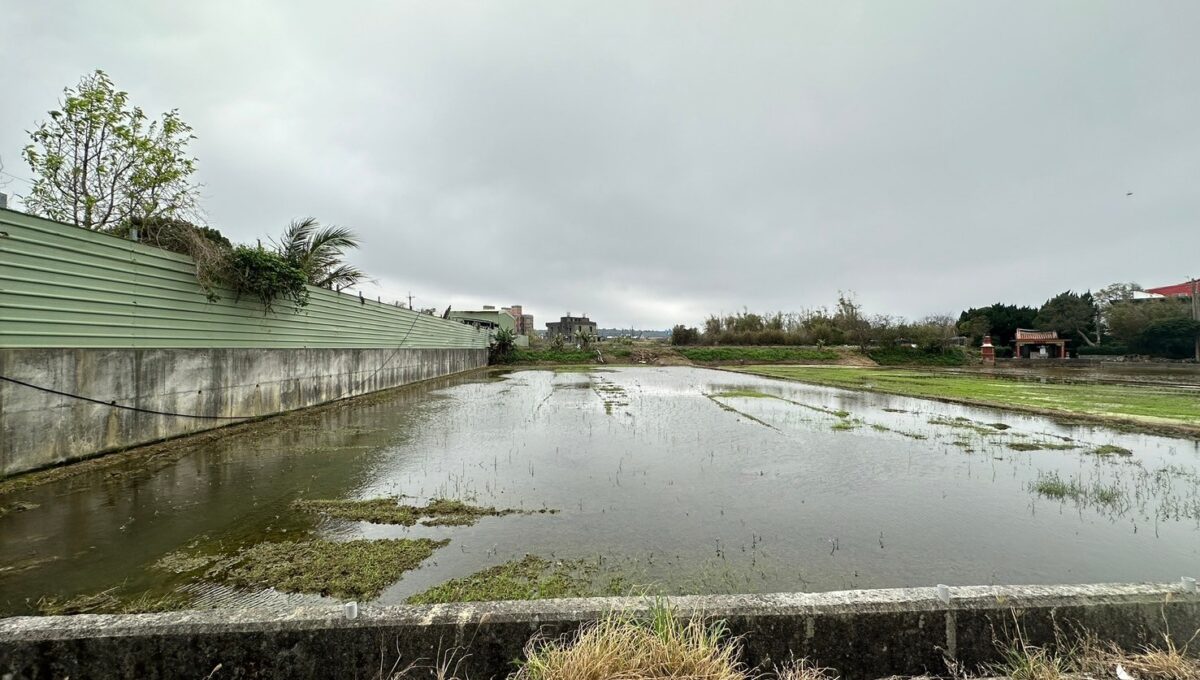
[[0, 347, 488, 477], [2, 583, 1197, 680]]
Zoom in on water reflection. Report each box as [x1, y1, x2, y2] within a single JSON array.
[[2, 367, 1198, 615]]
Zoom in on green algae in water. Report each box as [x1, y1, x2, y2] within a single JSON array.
[[927, 416, 997, 435], [1008, 442, 1042, 451], [37, 588, 194, 616], [1093, 444, 1134, 456], [212, 538, 447, 599], [154, 550, 219, 574], [0, 501, 39, 518], [292, 497, 554, 527], [407, 555, 600, 604], [1008, 441, 1079, 452], [711, 389, 775, 399]]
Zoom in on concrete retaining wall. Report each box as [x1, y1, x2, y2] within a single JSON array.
[[0, 346, 489, 477], [2, 583, 1197, 680]]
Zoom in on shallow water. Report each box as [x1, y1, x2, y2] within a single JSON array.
[[2, 366, 1198, 615]]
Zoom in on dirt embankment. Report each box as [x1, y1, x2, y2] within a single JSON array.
[[592, 345, 878, 367]]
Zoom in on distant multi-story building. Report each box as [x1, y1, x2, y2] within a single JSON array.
[[545, 314, 597, 339], [449, 305, 515, 333], [502, 305, 533, 336]]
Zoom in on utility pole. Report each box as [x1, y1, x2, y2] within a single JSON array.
[[406, 291, 414, 310]]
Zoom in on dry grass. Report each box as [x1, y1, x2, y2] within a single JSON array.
[[37, 587, 192, 615], [990, 638, 1075, 680], [512, 601, 837, 680], [774, 658, 837, 680], [1078, 632, 1200, 680], [991, 625, 1200, 680], [514, 602, 749, 680]]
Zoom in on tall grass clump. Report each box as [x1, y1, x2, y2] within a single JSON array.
[[989, 620, 1200, 680], [515, 601, 748, 680], [515, 601, 837, 680]]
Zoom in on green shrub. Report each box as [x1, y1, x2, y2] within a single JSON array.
[[225, 245, 309, 312], [670, 325, 701, 345], [489, 328, 517, 364]]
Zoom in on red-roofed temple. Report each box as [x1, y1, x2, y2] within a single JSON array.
[[1014, 329, 1068, 359]]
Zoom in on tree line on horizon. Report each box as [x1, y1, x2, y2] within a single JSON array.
[[671, 285, 1200, 360]]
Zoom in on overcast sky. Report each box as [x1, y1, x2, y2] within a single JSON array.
[[2, 2, 1197, 329]]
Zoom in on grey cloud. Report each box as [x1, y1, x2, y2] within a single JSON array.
[[2, 1, 1198, 329]]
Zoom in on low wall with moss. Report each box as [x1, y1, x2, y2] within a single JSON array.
[[2, 583, 1197, 679]]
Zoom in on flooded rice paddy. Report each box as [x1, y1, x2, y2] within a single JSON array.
[[2, 366, 1199, 615]]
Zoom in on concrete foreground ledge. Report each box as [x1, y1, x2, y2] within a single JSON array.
[[3, 583, 1198, 679]]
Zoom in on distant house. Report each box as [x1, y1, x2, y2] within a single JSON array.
[[448, 306, 529, 346], [545, 314, 597, 340], [501, 305, 534, 336], [1145, 280, 1199, 298], [1014, 329, 1068, 359]]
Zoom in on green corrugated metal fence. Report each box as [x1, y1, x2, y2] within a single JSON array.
[[0, 209, 489, 349]]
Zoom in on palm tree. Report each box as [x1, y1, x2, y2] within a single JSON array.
[[274, 217, 365, 289]]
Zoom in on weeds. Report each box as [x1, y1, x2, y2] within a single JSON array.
[[1009, 441, 1078, 452], [1031, 472, 1126, 509], [210, 538, 447, 599], [992, 623, 1200, 680], [737, 366, 1200, 435], [407, 555, 597, 605], [292, 498, 554, 527], [37, 587, 194, 615]]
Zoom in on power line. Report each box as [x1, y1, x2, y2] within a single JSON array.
[[0, 169, 34, 185], [0, 375, 247, 420], [0, 307, 432, 421]]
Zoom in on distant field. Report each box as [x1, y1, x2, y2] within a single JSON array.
[[674, 346, 841, 363], [736, 365, 1200, 432]]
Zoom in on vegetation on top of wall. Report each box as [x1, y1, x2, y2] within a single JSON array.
[[225, 245, 310, 312], [22, 70, 201, 231], [273, 217, 365, 289], [21, 71, 366, 315]]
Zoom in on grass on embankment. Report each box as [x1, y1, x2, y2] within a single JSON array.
[[508, 348, 598, 364], [675, 346, 841, 363], [500, 344, 852, 366], [866, 346, 968, 366], [734, 366, 1200, 435]]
